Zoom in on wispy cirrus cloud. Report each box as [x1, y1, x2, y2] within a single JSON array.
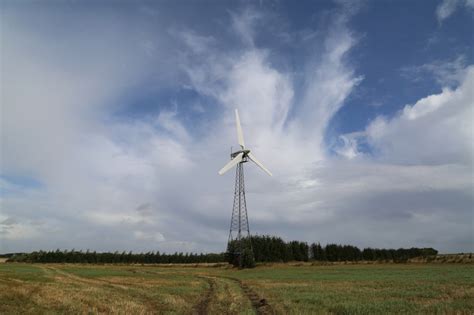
[[436, 0, 474, 24], [400, 56, 468, 87]]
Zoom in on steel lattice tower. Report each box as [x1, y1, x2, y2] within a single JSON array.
[[219, 109, 272, 268], [228, 160, 252, 268]]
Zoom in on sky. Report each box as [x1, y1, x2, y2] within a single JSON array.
[[0, 0, 473, 254]]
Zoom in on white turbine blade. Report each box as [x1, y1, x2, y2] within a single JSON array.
[[235, 109, 245, 148], [248, 152, 272, 176], [218, 152, 244, 175]]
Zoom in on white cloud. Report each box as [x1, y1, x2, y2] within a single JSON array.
[[400, 56, 468, 87], [436, 0, 474, 24], [1, 3, 472, 256], [174, 30, 215, 54], [2, 5, 361, 253], [366, 66, 473, 165], [334, 132, 365, 159], [437, 0, 460, 23], [330, 63, 473, 252], [180, 6, 361, 180], [230, 8, 262, 47], [156, 108, 191, 143]]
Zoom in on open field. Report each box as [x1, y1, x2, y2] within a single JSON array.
[[0, 263, 473, 314]]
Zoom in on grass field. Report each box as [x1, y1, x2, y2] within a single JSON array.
[[0, 263, 472, 314]]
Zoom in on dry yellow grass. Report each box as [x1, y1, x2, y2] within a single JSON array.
[[0, 264, 207, 314]]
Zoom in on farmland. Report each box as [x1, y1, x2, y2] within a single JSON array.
[[0, 263, 473, 314]]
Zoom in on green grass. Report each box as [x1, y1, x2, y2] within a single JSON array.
[[219, 264, 474, 314], [0, 264, 51, 283], [60, 266, 137, 278], [0, 263, 472, 314]]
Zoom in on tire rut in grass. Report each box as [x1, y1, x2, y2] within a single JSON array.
[[217, 276, 275, 315], [192, 276, 216, 315]]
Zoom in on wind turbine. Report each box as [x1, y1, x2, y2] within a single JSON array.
[[218, 109, 272, 267]]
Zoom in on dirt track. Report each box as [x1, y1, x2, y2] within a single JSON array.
[[192, 275, 274, 315], [192, 276, 215, 315], [219, 276, 274, 315]]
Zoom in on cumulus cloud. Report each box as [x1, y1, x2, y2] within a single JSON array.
[[330, 64, 473, 252], [366, 66, 473, 165]]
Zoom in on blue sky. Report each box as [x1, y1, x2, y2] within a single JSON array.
[[1, 0, 473, 254]]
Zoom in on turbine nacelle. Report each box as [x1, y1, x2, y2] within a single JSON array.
[[231, 149, 250, 159], [218, 109, 272, 177]]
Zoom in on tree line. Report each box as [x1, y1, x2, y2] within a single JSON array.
[[310, 242, 438, 263], [7, 250, 225, 264], [6, 235, 437, 264], [230, 235, 437, 264]]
